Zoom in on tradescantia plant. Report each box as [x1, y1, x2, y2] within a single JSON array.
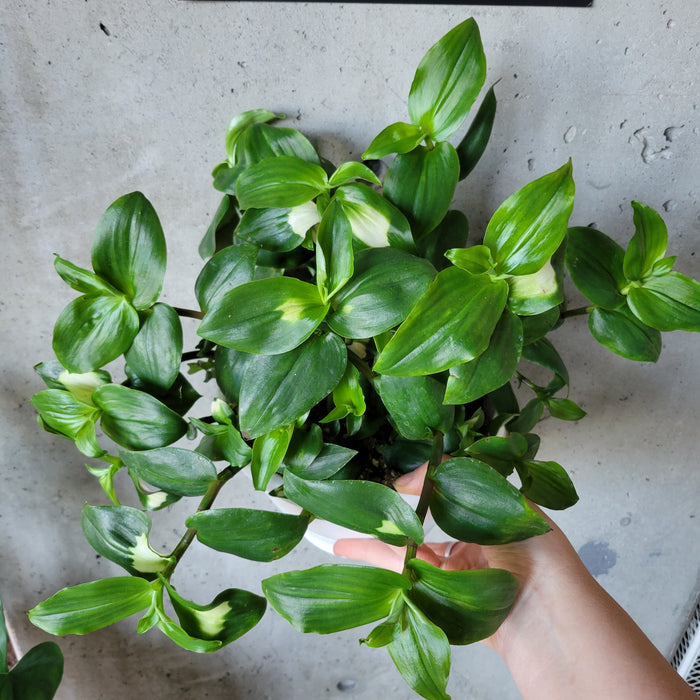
[[27, 18, 700, 699]]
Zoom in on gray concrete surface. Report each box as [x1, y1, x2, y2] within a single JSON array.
[[1, 1, 699, 698]]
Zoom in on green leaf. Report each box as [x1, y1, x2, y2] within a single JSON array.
[[213, 346, 254, 405], [430, 457, 550, 544], [588, 306, 661, 362], [194, 243, 257, 312], [506, 258, 564, 316], [362, 122, 425, 160], [30, 389, 102, 457], [129, 473, 181, 511], [521, 337, 569, 390], [81, 505, 172, 577], [199, 194, 239, 259], [484, 161, 575, 275], [464, 433, 529, 477], [316, 197, 354, 301], [407, 559, 519, 645], [565, 227, 626, 309], [163, 579, 266, 646], [232, 122, 320, 168], [283, 470, 423, 546], [93, 384, 187, 450], [239, 332, 346, 438], [262, 564, 409, 634], [52, 293, 139, 373], [408, 17, 486, 142], [456, 83, 497, 180], [326, 247, 436, 338], [378, 375, 454, 440], [384, 143, 460, 239], [506, 397, 544, 434], [236, 155, 328, 209], [224, 109, 280, 161], [250, 425, 293, 491], [120, 447, 217, 496], [520, 307, 561, 345], [321, 363, 366, 422], [519, 459, 578, 509], [444, 310, 522, 404], [419, 211, 470, 271], [198, 277, 329, 354], [289, 442, 358, 480], [235, 203, 319, 253], [53, 255, 120, 296], [328, 161, 382, 188], [124, 303, 182, 391], [187, 508, 308, 561], [623, 201, 668, 281], [374, 267, 508, 376], [0, 597, 7, 674], [388, 597, 451, 700], [1, 641, 64, 700], [445, 245, 493, 275], [28, 577, 153, 635], [627, 272, 700, 332], [546, 398, 586, 421], [91, 192, 167, 309], [48, 366, 110, 406], [334, 183, 415, 252]]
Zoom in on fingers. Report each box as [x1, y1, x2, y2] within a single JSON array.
[[393, 462, 428, 496], [333, 538, 406, 572]]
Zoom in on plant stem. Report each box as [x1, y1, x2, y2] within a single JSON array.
[[347, 348, 377, 383], [560, 305, 592, 319], [404, 430, 443, 566], [163, 466, 239, 578], [173, 306, 205, 320]]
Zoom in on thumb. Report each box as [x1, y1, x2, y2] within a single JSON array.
[[393, 462, 428, 496]]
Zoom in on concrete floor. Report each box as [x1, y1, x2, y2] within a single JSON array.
[[2, 1, 699, 698]]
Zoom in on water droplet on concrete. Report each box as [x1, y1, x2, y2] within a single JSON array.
[[337, 680, 357, 692], [577, 541, 617, 576], [564, 126, 577, 144]]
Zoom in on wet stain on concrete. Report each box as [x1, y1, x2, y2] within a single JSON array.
[[577, 541, 618, 576]]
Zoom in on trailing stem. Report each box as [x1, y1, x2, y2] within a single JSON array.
[[560, 305, 592, 319], [404, 430, 443, 567], [163, 466, 239, 578], [173, 306, 205, 320]]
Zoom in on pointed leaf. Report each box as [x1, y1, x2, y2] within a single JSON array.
[[328, 161, 382, 188], [407, 559, 519, 645], [289, 442, 358, 480], [374, 267, 508, 376], [384, 143, 460, 239], [430, 457, 550, 544], [91, 192, 166, 309], [506, 258, 564, 316], [233, 122, 320, 168], [627, 272, 700, 332], [326, 247, 436, 338], [262, 564, 409, 634], [163, 579, 266, 646], [194, 243, 257, 312], [419, 211, 470, 271], [316, 197, 354, 301], [124, 303, 183, 391], [378, 375, 454, 440], [521, 337, 568, 389], [93, 384, 187, 450], [2, 642, 64, 699], [456, 83, 497, 180], [408, 17, 486, 142], [566, 226, 626, 309], [362, 122, 425, 160], [546, 398, 586, 421], [28, 577, 153, 635], [235, 203, 319, 252], [236, 155, 328, 209], [120, 447, 217, 496], [388, 597, 451, 700], [199, 194, 239, 259], [198, 277, 329, 354], [214, 345, 254, 404], [283, 470, 423, 546], [519, 459, 578, 510], [250, 425, 293, 491], [187, 508, 308, 561], [588, 306, 661, 362], [81, 505, 172, 577], [52, 293, 139, 373], [484, 161, 575, 275], [335, 183, 415, 252], [54, 255, 119, 296], [623, 201, 668, 281], [445, 245, 493, 275], [224, 109, 280, 161], [444, 310, 522, 404], [239, 332, 346, 438]]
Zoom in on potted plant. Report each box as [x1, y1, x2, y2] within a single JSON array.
[[26, 18, 700, 700]]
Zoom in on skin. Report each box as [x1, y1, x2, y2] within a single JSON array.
[[334, 463, 696, 700]]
